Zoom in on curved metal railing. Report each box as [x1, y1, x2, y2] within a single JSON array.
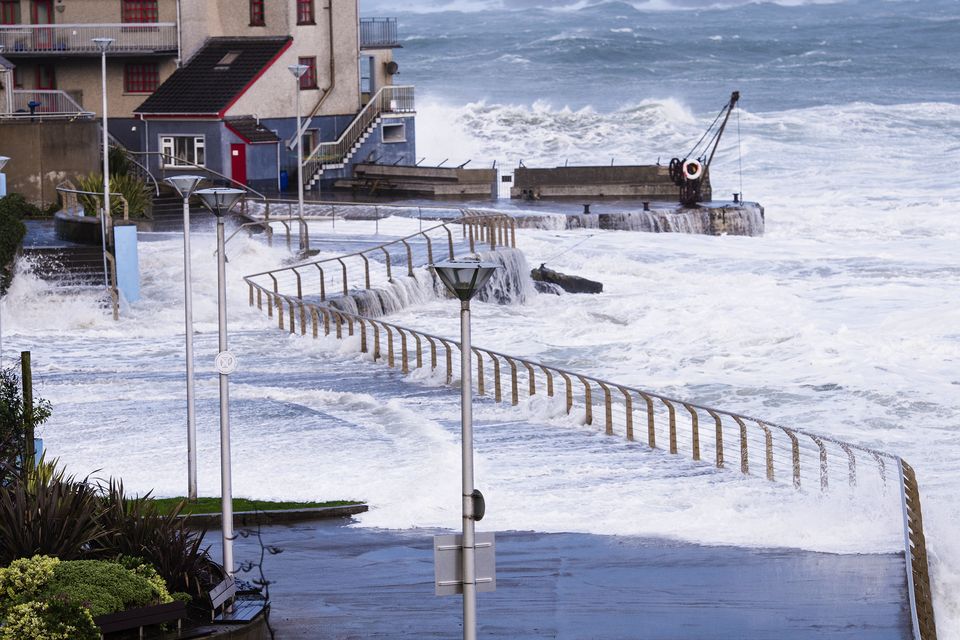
[[241, 222, 937, 640]]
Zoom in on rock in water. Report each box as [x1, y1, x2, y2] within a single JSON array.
[[530, 264, 603, 294]]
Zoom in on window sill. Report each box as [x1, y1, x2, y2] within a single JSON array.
[[297, 21, 316, 26]]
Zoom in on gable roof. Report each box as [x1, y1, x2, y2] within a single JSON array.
[[136, 36, 291, 116]]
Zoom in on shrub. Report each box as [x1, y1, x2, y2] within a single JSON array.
[[0, 463, 105, 565], [74, 172, 150, 219], [0, 554, 60, 617], [0, 366, 52, 485], [0, 598, 99, 640], [41, 559, 170, 617], [108, 145, 132, 177], [0, 195, 28, 296], [91, 479, 213, 598]]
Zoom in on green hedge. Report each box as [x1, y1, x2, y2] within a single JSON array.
[[0, 194, 28, 296]]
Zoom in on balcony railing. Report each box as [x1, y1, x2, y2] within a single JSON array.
[[1, 89, 94, 119], [360, 17, 399, 48], [0, 23, 177, 55]]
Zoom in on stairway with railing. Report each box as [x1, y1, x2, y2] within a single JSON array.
[[300, 85, 415, 191], [242, 217, 938, 640]]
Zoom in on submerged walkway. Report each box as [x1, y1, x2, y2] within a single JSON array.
[[209, 520, 910, 639]]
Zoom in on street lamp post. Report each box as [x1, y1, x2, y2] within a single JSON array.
[[195, 187, 246, 578], [93, 37, 113, 288], [164, 175, 207, 501], [431, 258, 498, 640], [287, 64, 309, 250], [0, 155, 7, 368]]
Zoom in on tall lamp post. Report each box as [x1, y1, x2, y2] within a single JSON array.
[[164, 175, 207, 501], [431, 258, 498, 640], [195, 187, 246, 578], [0, 155, 8, 368], [92, 37, 113, 288], [287, 64, 308, 250]]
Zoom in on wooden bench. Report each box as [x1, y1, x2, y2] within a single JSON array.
[[95, 600, 186, 637], [208, 577, 267, 625]]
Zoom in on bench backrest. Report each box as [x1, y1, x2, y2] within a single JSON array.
[[209, 577, 238, 611]]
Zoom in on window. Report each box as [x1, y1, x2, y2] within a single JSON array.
[[296, 0, 314, 25], [359, 55, 373, 95], [382, 122, 405, 143], [298, 57, 317, 89], [124, 63, 159, 93], [160, 135, 205, 168], [215, 51, 241, 70], [12, 67, 22, 88], [0, 0, 20, 25], [249, 0, 264, 26], [35, 64, 55, 90], [122, 0, 158, 23]]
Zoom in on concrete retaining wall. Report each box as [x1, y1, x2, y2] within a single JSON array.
[[511, 165, 712, 201], [0, 120, 99, 207]]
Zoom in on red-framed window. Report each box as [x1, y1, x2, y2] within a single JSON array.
[[298, 57, 317, 90], [296, 0, 314, 25], [35, 64, 55, 89], [124, 63, 159, 93], [0, 0, 20, 24], [249, 0, 264, 26], [122, 0, 158, 23]]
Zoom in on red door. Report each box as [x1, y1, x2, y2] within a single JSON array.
[[230, 144, 247, 186]]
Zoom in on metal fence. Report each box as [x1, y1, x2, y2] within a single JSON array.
[[9, 89, 92, 116], [242, 223, 937, 640], [0, 23, 177, 54], [301, 85, 415, 187], [360, 17, 399, 48]]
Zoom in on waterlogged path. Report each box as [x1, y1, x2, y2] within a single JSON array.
[[210, 520, 910, 639]]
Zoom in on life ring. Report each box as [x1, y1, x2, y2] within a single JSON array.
[[682, 159, 703, 181]]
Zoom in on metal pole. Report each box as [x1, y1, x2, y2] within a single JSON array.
[[182, 194, 197, 500], [100, 47, 111, 287], [216, 218, 234, 577], [460, 298, 477, 640], [295, 77, 305, 251], [21, 351, 34, 467]]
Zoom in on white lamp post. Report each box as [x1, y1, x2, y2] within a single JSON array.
[[195, 187, 246, 578], [164, 175, 207, 501], [287, 64, 308, 250], [93, 37, 113, 288], [0, 155, 9, 367], [431, 258, 498, 640]]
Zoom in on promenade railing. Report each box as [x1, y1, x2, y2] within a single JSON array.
[[241, 221, 937, 640]]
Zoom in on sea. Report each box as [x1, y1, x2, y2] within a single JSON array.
[[2, 0, 959, 635]]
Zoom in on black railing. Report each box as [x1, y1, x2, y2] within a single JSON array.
[[360, 17, 399, 48]]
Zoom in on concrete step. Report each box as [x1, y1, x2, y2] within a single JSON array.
[[22, 246, 107, 286]]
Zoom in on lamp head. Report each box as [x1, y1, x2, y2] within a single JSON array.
[[92, 37, 114, 52], [431, 258, 499, 302], [164, 174, 206, 199], [288, 64, 310, 79], [195, 188, 245, 217], [0, 156, 9, 172]]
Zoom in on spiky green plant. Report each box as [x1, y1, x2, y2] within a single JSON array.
[[0, 463, 106, 565], [74, 172, 150, 219]]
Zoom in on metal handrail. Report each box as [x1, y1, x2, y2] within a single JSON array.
[[0, 23, 177, 55], [301, 85, 415, 186], [241, 225, 938, 639]]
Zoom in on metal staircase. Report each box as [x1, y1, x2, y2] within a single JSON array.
[[301, 85, 414, 191]]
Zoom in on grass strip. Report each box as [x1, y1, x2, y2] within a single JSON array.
[[153, 497, 362, 516]]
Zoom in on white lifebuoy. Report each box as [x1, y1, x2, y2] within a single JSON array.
[[682, 159, 703, 181]]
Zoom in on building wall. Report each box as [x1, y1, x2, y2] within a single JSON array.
[[55, 0, 178, 25], [223, 0, 362, 120], [10, 57, 178, 117], [0, 119, 100, 206]]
